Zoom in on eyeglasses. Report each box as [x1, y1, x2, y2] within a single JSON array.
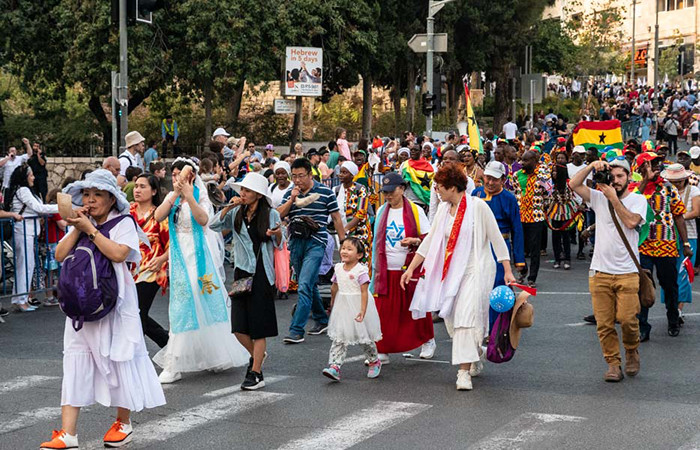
[[291, 173, 310, 180]]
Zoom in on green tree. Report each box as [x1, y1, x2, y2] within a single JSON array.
[[531, 19, 577, 75]]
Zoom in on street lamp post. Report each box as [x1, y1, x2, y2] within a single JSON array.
[[119, 0, 128, 155], [653, 0, 659, 95], [631, 0, 636, 84], [425, 0, 453, 138]]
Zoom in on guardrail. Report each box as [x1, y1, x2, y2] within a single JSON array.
[[0, 216, 65, 316]]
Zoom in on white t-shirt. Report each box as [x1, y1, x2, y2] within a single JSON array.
[[566, 162, 586, 179], [503, 122, 518, 140], [680, 185, 700, 239], [2, 154, 29, 188], [118, 151, 137, 176], [384, 205, 430, 270], [587, 189, 648, 274], [268, 182, 293, 209]]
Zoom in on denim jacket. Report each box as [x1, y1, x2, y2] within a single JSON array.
[[210, 206, 284, 285]]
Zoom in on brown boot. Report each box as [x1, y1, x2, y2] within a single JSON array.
[[604, 364, 624, 382], [625, 349, 640, 377]]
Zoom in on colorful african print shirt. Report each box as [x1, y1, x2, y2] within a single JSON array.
[[635, 181, 686, 258], [130, 203, 170, 291], [514, 166, 553, 223], [340, 183, 373, 266]]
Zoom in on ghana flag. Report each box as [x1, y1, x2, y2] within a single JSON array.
[[572, 119, 623, 152], [402, 159, 434, 205]]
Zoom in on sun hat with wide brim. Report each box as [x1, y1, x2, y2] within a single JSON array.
[[62, 169, 130, 215], [125, 131, 145, 148], [661, 163, 692, 181], [231, 172, 272, 206], [509, 291, 534, 349]]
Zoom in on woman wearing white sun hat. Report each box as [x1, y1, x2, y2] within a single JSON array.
[[210, 172, 285, 390]]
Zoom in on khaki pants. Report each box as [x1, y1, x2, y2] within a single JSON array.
[[589, 272, 640, 365]]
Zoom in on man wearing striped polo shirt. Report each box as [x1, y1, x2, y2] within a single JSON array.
[[278, 158, 346, 343]]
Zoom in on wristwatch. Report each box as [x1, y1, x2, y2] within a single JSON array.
[[88, 230, 98, 242]]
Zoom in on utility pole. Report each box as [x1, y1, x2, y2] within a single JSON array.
[[119, 0, 128, 154], [653, 0, 660, 95], [631, 0, 636, 83], [425, 0, 453, 138]]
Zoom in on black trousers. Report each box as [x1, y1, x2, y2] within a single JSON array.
[[523, 222, 545, 282], [136, 281, 169, 348], [638, 255, 679, 331], [551, 221, 571, 262], [667, 135, 678, 155]]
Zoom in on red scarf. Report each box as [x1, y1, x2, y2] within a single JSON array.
[[442, 194, 467, 280], [374, 197, 419, 296]]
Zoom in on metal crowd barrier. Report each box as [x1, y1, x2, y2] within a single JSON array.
[[0, 216, 65, 305]]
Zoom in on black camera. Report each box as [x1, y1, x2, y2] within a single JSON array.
[[593, 170, 613, 185]]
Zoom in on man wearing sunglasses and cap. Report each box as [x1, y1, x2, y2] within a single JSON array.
[[633, 152, 693, 341]]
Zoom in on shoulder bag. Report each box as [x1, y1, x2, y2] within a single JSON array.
[[607, 201, 656, 308], [229, 244, 262, 299]]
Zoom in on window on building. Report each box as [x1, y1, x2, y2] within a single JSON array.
[[660, 0, 695, 10]]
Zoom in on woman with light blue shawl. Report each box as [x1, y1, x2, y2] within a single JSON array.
[[152, 158, 248, 384]]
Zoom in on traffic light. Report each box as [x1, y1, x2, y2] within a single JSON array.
[[422, 93, 435, 116], [432, 70, 446, 114]]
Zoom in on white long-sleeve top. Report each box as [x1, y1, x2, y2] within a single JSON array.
[[11, 186, 59, 235]]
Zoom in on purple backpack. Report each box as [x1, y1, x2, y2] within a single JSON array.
[[58, 215, 131, 331], [487, 309, 516, 364]]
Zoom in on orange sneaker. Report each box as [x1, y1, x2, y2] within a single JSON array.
[[39, 429, 78, 449], [103, 420, 133, 448]]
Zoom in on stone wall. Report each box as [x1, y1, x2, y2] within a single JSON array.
[[46, 157, 104, 191]]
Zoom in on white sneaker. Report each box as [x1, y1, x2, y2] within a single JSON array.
[[158, 370, 181, 384], [456, 370, 473, 391], [469, 349, 486, 377], [364, 353, 390, 366], [419, 338, 436, 359]]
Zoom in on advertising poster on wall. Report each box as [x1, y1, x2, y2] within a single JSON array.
[[284, 47, 323, 97]]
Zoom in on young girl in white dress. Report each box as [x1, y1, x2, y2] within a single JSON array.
[[322, 237, 382, 381]]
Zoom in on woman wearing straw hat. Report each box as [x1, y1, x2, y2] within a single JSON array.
[[210, 172, 284, 390], [152, 158, 249, 384], [40, 169, 165, 450], [660, 163, 700, 322]]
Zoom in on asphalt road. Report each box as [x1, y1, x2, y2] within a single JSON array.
[[1, 252, 699, 450]]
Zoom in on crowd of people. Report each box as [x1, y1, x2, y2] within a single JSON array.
[[0, 85, 696, 448]]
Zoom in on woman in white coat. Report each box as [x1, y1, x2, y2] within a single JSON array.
[[401, 163, 516, 391]]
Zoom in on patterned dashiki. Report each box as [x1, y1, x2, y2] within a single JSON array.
[[503, 161, 522, 192], [635, 180, 686, 258], [514, 164, 553, 223], [340, 183, 373, 267]]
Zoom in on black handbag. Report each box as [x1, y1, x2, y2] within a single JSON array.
[[288, 216, 320, 239], [228, 245, 262, 299]]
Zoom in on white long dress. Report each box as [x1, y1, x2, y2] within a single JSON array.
[[153, 186, 249, 373], [327, 263, 382, 345], [61, 211, 165, 410]]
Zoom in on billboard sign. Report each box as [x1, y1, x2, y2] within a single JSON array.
[[284, 47, 322, 97]]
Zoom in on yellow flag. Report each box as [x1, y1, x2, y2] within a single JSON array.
[[463, 82, 484, 153]]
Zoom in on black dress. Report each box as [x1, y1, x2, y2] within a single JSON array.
[[231, 212, 278, 339]]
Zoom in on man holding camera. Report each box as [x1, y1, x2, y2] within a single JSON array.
[[28, 142, 48, 201], [570, 158, 648, 382], [634, 152, 692, 341]]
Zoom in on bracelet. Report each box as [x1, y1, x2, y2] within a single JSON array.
[[684, 242, 692, 248]]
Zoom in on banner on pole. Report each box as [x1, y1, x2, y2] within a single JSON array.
[[284, 47, 323, 97]]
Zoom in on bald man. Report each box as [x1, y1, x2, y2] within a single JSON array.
[[103, 156, 126, 187]]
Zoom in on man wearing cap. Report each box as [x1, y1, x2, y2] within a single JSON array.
[[307, 149, 322, 182], [570, 157, 649, 382], [473, 161, 526, 330], [370, 171, 434, 362], [278, 158, 346, 344], [634, 152, 693, 340], [676, 149, 700, 186], [688, 146, 700, 176], [120, 131, 145, 185]]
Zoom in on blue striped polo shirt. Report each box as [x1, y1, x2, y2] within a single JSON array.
[[282, 180, 339, 245]]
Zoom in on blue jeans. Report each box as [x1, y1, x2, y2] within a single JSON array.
[[289, 238, 328, 336]]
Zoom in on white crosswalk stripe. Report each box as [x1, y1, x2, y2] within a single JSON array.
[[0, 375, 60, 394], [0, 407, 61, 434], [84, 391, 292, 449], [468, 412, 586, 450], [203, 375, 290, 397], [277, 400, 432, 450]]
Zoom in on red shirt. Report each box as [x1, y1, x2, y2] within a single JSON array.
[[46, 214, 65, 244]]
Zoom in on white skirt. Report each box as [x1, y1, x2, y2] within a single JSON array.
[[445, 318, 483, 366], [153, 321, 249, 373], [62, 312, 166, 411], [328, 293, 382, 345]]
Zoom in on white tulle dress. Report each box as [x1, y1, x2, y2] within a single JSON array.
[[61, 211, 166, 411], [153, 186, 249, 373], [328, 262, 382, 345]]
